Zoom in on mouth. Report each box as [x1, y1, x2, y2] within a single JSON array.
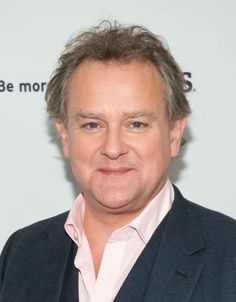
[[97, 167, 134, 176]]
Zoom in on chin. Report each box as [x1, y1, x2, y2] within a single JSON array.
[[94, 189, 136, 210], [87, 177, 141, 210]]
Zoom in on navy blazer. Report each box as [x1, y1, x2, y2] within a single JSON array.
[[1, 187, 236, 301]]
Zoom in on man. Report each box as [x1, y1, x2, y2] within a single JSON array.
[[0, 21, 236, 302]]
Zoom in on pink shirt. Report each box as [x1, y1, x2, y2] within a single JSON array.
[[65, 179, 174, 302]]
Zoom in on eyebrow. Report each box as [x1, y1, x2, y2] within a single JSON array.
[[75, 110, 157, 120], [123, 111, 157, 120], [75, 111, 106, 120]]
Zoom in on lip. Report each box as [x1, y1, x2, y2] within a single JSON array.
[[97, 167, 134, 176]]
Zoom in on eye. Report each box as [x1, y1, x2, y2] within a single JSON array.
[[81, 122, 101, 131], [86, 122, 99, 129], [130, 121, 148, 129]]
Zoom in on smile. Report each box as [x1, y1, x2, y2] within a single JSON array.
[[97, 167, 134, 176]]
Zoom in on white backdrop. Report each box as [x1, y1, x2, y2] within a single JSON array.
[[1, 0, 236, 250]]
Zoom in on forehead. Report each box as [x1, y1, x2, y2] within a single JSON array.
[[67, 59, 167, 116]]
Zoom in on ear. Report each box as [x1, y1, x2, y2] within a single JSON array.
[[54, 119, 69, 158], [170, 117, 187, 158]]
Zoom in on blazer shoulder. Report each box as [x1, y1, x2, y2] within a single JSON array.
[[173, 185, 236, 244], [174, 185, 236, 227], [1, 211, 69, 257], [188, 199, 236, 233], [13, 211, 68, 238], [0, 211, 70, 288]]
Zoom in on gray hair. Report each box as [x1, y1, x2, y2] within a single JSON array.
[[45, 21, 191, 124]]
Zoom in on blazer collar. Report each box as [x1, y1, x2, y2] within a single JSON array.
[[144, 186, 205, 302], [114, 186, 205, 302]]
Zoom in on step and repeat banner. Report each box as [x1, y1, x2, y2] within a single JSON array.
[[0, 0, 235, 249]]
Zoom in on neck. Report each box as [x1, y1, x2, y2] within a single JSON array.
[[83, 202, 144, 238], [83, 202, 145, 277]]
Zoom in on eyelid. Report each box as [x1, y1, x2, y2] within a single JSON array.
[[80, 120, 104, 132], [129, 121, 148, 126], [81, 122, 100, 127], [127, 121, 149, 132]]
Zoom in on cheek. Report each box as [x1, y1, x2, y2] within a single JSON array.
[[138, 135, 171, 161], [67, 143, 91, 186], [136, 137, 171, 178], [67, 135, 100, 175], [68, 138, 91, 163]]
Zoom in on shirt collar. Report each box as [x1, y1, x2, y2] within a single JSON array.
[[124, 179, 174, 243], [65, 179, 174, 245], [64, 193, 85, 246]]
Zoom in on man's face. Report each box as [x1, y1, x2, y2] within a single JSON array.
[[56, 59, 186, 215]]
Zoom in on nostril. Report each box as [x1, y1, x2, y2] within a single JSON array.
[[100, 133, 128, 159]]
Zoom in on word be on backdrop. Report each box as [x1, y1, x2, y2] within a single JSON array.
[[0, 80, 47, 93]]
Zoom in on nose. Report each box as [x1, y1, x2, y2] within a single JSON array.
[[100, 128, 129, 159]]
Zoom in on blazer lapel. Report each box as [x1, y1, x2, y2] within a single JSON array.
[[43, 216, 78, 302], [114, 216, 168, 302], [144, 187, 205, 302], [58, 241, 78, 302]]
